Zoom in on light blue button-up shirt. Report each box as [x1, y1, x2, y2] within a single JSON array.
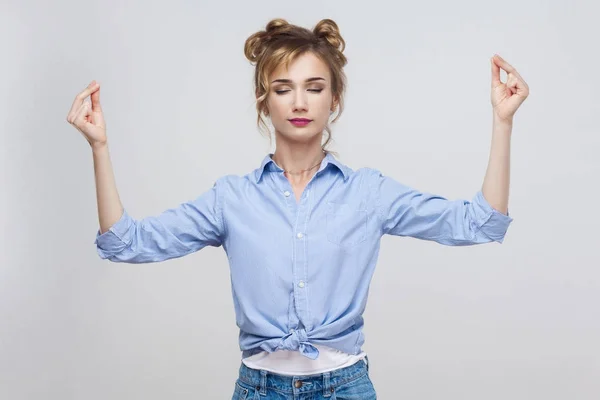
[[94, 153, 513, 360]]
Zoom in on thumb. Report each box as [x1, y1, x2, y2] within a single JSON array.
[[91, 86, 102, 112], [491, 57, 501, 88]]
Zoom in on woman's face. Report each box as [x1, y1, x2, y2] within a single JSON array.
[[265, 52, 336, 146]]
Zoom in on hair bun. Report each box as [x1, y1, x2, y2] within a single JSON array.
[[313, 19, 345, 53], [265, 18, 289, 34], [244, 19, 291, 64]]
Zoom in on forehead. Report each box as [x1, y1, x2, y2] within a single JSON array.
[[270, 52, 330, 81]]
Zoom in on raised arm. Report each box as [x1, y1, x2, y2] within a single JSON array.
[[66, 81, 124, 234], [93, 182, 226, 263], [482, 54, 529, 213], [67, 81, 225, 263], [371, 55, 528, 246], [370, 170, 513, 246]]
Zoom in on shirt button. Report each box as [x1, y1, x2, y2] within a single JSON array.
[[298, 281, 305, 288], [284, 191, 291, 197], [297, 232, 304, 239]]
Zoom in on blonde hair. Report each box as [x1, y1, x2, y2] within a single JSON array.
[[244, 18, 348, 154]]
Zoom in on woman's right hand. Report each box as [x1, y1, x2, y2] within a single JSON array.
[[66, 80, 107, 148]]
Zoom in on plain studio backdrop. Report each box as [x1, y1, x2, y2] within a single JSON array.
[[1, 0, 598, 399]]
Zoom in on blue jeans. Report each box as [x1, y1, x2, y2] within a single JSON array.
[[231, 355, 376, 399]]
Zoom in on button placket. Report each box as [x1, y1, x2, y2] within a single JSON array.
[[291, 181, 313, 332]]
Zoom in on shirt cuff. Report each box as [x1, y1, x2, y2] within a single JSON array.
[[93, 209, 134, 258], [471, 191, 514, 243]]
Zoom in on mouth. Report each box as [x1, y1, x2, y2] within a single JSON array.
[[288, 118, 312, 127]]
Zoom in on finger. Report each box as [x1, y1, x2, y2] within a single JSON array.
[[506, 67, 526, 86], [74, 101, 92, 130], [507, 75, 518, 88], [493, 54, 516, 74], [68, 102, 84, 127], [67, 82, 94, 120], [512, 76, 530, 97], [509, 76, 519, 94], [90, 85, 102, 112], [491, 57, 501, 88], [507, 74, 529, 98], [494, 55, 529, 91], [512, 72, 529, 91], [67, 83, 94, 122], [67, 81, 98, 122]]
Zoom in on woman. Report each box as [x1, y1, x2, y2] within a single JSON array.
[[66, 18, 528, 400]]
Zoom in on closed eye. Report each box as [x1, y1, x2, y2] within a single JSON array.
[[275, 89, 323, 95]]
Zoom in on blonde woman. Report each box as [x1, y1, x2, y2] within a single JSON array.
[[67, 18, 529, 400]]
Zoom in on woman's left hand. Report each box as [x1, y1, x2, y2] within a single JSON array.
[[491, 54, 529, 123]]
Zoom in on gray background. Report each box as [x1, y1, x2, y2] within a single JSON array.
[[1, 0, 599, 399]]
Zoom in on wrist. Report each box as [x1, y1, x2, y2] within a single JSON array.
[[493, 110, 513, 124], [91, 141, 108, 152], [493, 114, 513, 128]]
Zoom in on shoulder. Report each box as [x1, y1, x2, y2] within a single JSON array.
[[348, 166, 386, 185], [355, 166, 383, 176], [212, 172, 258, 197], [348, 166, 412, 195]]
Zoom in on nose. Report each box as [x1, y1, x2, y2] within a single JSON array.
[[292, 90, 308, 112]]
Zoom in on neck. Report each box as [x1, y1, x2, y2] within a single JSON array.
[[271, 143, 326, 184]]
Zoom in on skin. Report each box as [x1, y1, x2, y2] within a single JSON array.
[[66, 83, 123, 234], [266, 52, 338, 201], [482, 54, 530, 215], [66, 52, 528, 233]]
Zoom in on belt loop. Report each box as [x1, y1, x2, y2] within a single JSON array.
[[365, 355, 370, 371], [322, 371, 332, 397], [259, 369, 267, 395]]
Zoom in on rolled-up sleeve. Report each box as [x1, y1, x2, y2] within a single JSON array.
[[94, 178, 227, 263], [370, 169, 513, 245]]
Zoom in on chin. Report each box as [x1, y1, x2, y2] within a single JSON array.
[[278, 129, 322, 144]]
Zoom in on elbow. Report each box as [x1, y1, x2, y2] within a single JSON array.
[[96, 246, 127, 263]]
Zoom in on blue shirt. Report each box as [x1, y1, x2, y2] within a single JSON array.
[[94, 153, 513, 360]]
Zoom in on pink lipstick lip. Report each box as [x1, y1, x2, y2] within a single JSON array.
[[289, 118, 312, 127], [289, 118, 312, 122]]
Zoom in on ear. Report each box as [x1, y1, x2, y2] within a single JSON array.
[[331, 97, 339, 112]]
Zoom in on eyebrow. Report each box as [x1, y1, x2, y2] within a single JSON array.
[[271, 77, 326, 84]]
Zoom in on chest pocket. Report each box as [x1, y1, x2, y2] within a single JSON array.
[[326, 201, 368, 247]]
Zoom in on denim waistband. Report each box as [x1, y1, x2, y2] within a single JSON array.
[[237, 354, 370, 396]]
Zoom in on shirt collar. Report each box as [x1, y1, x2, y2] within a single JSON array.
[[254, 152, 351, 183]]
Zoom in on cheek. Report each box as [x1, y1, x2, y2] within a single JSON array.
[[319, 93, 334, 110], [311, 96, 331, 112], [268, 97, 286, 115]]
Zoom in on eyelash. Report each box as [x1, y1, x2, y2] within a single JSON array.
[[274, 89, 323, 95]]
